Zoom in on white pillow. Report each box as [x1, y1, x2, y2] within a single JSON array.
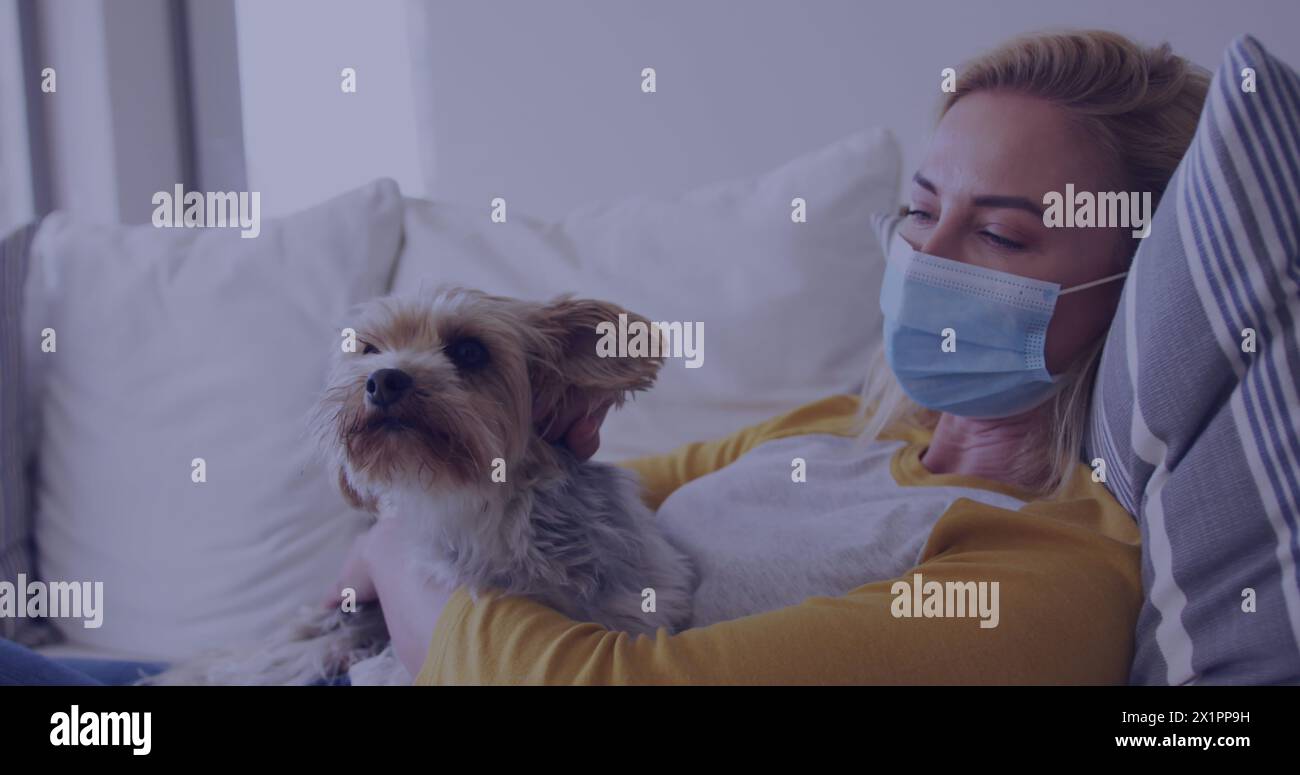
[[27, 179, 404, 660], [391, 129, 901, 460]]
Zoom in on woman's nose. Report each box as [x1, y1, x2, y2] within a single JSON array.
[[914, 219, 968, 264]]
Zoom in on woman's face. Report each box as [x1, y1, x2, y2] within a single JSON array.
[[899, 90, 1130, 375]]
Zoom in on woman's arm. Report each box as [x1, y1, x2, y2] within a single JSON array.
[[413, 497, 1142, 685], [350, 397, 862, 677]]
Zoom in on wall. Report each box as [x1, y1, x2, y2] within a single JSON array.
[[234, 0, 425, 218], [407, 0, 1300, 218]]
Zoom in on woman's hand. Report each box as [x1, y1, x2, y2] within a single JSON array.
[[322, 530, 379, 609], [327, 518, 461, 679]]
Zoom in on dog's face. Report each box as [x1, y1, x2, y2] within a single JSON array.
[[314, 288, 661, 510]]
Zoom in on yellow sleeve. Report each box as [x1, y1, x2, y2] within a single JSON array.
[[618, 395, 862, 510], [414, 495, 1143, 685]]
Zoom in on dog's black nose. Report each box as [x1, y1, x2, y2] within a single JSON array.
[[366, 368, 413, 408]]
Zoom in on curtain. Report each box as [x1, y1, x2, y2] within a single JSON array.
[[0, 0, 34, 236]]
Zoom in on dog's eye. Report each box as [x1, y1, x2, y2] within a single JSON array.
[[361, 342, 379, 355], [446, 337, 489, 370]]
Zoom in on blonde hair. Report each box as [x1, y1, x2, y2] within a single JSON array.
[[861, 30, 1209, 498]]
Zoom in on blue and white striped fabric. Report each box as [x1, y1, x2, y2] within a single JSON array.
[[1086, 34, 1300, 685]]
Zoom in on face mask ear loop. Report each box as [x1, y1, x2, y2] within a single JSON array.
[[1059, 270, 1129, 296]]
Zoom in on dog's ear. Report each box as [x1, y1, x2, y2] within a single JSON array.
[[526, 296, 663, 432], [338, 467, 378, 514]]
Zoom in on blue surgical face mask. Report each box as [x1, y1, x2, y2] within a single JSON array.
[[879, 236, 1127, 419]]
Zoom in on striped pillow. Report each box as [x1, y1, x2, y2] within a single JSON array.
[[1085, 35, 1300, 684]]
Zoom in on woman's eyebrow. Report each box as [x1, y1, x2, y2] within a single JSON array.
[[913, 173, 1045, 217]]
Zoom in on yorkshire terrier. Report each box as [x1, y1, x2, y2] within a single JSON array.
[[144, 287, 696, 685]]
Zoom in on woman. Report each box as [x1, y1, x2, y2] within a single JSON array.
[[1, 29, 1209, 685], [353, 30, 1208, 685]]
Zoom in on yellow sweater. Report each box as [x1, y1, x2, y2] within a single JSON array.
[[414, 395, 1142, 684]]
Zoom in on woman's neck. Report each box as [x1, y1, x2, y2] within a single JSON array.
[[921, 408, 1048, 491]]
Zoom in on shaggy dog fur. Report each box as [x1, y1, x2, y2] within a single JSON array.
[[143, 288, 695, 685]]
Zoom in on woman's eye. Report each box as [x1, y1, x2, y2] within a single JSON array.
[[905, 209, 934, 222], [446, 338, 489, 370], [981, 231, 1025, 250], [362, 342, 379, 355]]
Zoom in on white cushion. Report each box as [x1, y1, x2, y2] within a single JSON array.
[[391, 129, 901, 460], [27, 179, 404, 660]]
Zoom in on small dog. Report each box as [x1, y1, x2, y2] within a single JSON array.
[[145, 287, 696, 685]]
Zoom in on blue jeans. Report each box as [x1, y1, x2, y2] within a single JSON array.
[[0, 638, 167, 685], [0, 638, 351, 685]]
